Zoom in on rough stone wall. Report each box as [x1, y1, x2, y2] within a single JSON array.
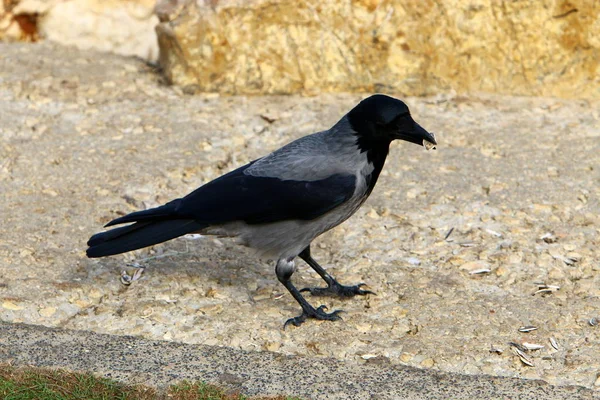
[[156, 0, 600, 98], [2, 0, 598, 98], [0, 0, 159, 61]]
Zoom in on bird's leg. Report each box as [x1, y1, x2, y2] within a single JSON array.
[[298, 245, 375, 297], [276, 258, 343, 328]]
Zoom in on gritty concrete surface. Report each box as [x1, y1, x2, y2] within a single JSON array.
[[1, 41, 600, 393], [1, 321, 599, 400]]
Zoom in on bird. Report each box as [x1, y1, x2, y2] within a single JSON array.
[[86, 94, 437, 327]]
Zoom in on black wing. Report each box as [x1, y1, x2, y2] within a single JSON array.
[[175, 163, 357, 225]]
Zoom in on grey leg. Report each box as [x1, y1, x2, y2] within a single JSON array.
[[275, 258, 343, 328], [298, 245, 375, 297]]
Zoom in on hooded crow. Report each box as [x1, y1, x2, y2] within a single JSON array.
[[87, 94, 437, 327]]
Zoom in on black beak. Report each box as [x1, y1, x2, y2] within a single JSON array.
[[397, 121, 437, 147], [414, 122, 436, 146]]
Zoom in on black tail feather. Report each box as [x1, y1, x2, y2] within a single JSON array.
[[104, 199, 183, 227], [86, 219, 206, 258], [87, 221, 152, 247]]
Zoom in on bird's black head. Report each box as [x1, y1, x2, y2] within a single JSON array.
[[346, 94, 436, 149]]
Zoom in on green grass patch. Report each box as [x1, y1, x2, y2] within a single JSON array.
[[0, 364, 300, 400]]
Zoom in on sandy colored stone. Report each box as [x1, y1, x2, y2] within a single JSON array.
[[421, 358, 435, 368], [156, 0, 600, 98], [1, 42, 600, 390], [2, 301, 24, 311], [0, 0, 159, 61], [459, 260, 489, 272], [39, 306, 57, 317]]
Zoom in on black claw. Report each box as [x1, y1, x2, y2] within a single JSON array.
[[300, 282, 376, 298], [283, 305, 343, 329], [283, 315, 306, 329]]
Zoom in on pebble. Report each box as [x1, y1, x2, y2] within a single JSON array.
[[460, 260, 489, 272], [421, 358, 435, 368], [2, 301, 24, 311], [407, 257, 421, 265], [39, 307, 57, 317], [265, 342, 281, 352]]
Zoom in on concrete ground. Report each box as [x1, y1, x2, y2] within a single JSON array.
[[1, 321, 598, 399], [1, 42, 599, 395]]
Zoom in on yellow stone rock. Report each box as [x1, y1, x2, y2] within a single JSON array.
[[421, 358, 435, 368], [1, 0, 159, 61], [88, 288, 103, 299], [366, 209, 380, 219], [156, 0, 600, 99], [265, 341, 281, 352], [355, 323, 372, 333], [73, 299, 91, 309], [2, 301, 24, 311], [39, 306, 56, 317], [395, 308, 409, 318], [459, 260, 489, 272], [495, 265, 507, 277]]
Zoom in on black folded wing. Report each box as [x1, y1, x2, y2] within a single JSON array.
[[176, 163, 357, 225]]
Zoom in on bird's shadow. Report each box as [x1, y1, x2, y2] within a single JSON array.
[[82, 236, 277, 290]]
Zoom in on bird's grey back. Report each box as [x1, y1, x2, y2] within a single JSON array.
[[245, 117, 365, 181]]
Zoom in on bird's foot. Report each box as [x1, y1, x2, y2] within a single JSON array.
[[300, 282, 375, 298], [284, 305, 343, 328]]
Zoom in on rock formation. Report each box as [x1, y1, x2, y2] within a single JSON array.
[[0, 0, 159, 61], [2, 0, 598, 98], [156, 0, 600, 98]]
